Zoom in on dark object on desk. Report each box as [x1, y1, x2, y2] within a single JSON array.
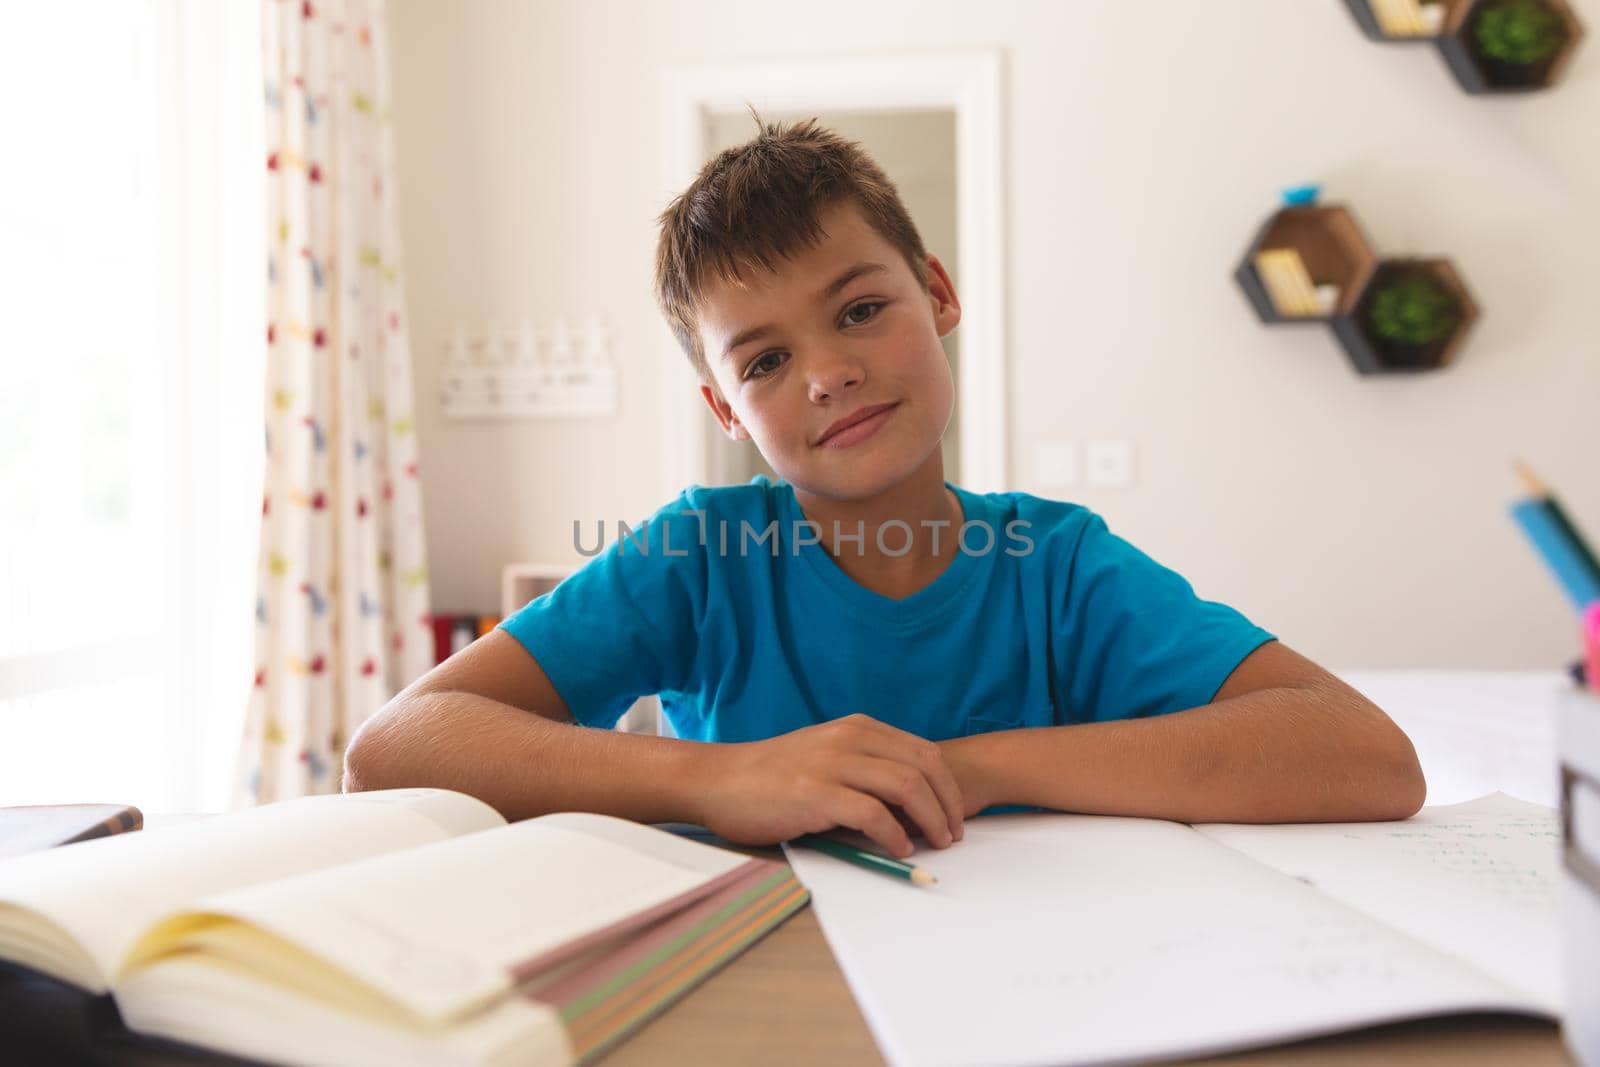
[[0, 804, 143, 860], [0, 960, 269, 1067]]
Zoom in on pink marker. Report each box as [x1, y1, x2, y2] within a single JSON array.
[[1584, 602, 1600, 696]]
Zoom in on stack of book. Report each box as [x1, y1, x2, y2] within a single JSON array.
[[1253, 248, 1338, 318], [1368, 0, 1448, 37]]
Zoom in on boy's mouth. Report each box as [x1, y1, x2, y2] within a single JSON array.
[[814, 402, 899, 448]]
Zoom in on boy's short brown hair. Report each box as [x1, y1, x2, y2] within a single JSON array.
[[653, 115, 931, 382]]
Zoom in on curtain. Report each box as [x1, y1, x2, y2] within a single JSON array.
[[238, 0, 432, 804]]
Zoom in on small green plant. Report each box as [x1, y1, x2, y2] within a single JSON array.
[[1369, 271, 1461, 346], [1475, 0, 1568, 65]]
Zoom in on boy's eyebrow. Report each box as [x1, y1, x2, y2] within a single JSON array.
[[720, 261, 888, 362]]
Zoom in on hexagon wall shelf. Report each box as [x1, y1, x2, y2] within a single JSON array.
[[1235, 192, 1481, 376], [1344, 0, 1584, 93], [1235, 203, 1378, 323], [1331, 258, 1480, 373]]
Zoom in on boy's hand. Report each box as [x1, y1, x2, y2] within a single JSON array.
[[697, 714, 965, 858]]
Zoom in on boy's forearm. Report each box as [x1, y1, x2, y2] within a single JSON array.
[[941, 684, 1426, 824], [343, 691, 719, 824]]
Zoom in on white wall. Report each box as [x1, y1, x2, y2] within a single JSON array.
[[387, 0, 1599, 669]]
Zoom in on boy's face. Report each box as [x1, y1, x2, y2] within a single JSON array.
[[695, 199, 961, 502]]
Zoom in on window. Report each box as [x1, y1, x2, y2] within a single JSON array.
[[0, 2, 265, 813]]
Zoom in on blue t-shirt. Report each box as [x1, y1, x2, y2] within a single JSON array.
[[498, 478, 1274, 742]]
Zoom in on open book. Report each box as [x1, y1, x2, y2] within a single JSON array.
[[784, 793, 1561, 1067], [0, 789, 807, 1066]]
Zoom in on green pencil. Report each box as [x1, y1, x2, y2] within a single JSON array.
[[792, 834, 938, 886]]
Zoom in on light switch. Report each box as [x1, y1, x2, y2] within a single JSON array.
[[1086, 440, 1135, 488], [1031, 441, 1081, 487]]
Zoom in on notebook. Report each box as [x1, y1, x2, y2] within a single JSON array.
[[0, 789, 807, 1066], [785, 793, 1560, 1067], [0, 802, 143, 859]]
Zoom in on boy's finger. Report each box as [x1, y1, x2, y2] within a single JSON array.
[[909, 745, 965, 842], [827, 788, 914, 859], [841, 757, 953, 848], [853, 725, 965, 841]]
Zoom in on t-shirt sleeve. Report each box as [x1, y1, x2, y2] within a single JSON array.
[[496, 495, 706, 729], [1053, 510, 1275, 723]]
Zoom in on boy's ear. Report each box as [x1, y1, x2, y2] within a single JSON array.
[[925, 253, 962, 338], [699, 381, 751, 441]]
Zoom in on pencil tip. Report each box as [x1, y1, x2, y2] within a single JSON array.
[[1511, 458, 1544, 497]]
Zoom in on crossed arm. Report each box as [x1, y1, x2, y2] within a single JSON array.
[[343, 634, 1426, 860]]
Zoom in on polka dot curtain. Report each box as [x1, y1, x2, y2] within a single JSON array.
[[237, 0, 432, 804]]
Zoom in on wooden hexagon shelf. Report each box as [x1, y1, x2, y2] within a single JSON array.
[[1438, 0, 1585, 92], [1237, 195, 1483, 376], [1332, 259, 1480, 374], [1345, 0, 1583, 91], [1235, 205, 1378, 324]]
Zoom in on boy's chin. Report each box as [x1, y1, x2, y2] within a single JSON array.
[[779, 447, 942, 504]]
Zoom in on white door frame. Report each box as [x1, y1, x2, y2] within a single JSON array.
[[658, 51, 1008, 493]]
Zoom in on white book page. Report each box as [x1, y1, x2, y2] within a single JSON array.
[[786, 813, 1541, 1067], [1194, 793, 1562, 1011], [116, 953, 571, 1067], [0, 789, 503, 991], [130, 813, 750, 1024]]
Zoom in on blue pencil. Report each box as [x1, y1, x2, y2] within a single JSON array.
[[1511, 461, 1600, 612]]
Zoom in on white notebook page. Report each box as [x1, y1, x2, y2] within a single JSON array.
[[1194, 793, 1561, 1010], [785, 810, 1545, 1067]]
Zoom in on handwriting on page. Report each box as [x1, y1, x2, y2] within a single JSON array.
[[1346, 818, 1558, 909], [1004, 912, 1410, 1000], [1194, 798, 1564, 1009]]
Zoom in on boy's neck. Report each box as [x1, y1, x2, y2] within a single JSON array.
[[790, 456, 964, 601]]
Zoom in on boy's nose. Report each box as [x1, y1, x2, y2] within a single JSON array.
[[807, 355, 863, 404]]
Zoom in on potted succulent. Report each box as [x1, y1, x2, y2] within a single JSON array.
[[1365, 266, 1463, 368], [1471, 0, 1571, 86]]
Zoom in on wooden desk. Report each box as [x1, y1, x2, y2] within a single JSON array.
[[609, 893, 1574, 1067]]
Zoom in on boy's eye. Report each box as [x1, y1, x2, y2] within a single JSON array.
[[745, 351, 787, 380], [842, 300, 884, 326]]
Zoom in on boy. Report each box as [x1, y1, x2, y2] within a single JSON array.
[[345, 119, 1425, 858]]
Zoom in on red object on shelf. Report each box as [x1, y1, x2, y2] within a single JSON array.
[[429, 614, 454, 666]]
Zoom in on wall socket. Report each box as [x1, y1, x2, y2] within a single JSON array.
[[1031, 439, 1138, 489], [1086, 440, 1136, 488], [1031, 441, 1082, 487]]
